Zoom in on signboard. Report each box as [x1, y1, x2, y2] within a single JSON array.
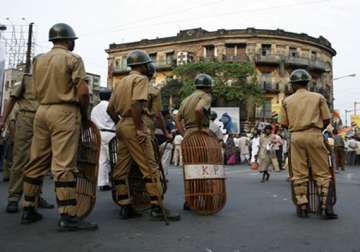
[[351, 115, 360, 128], [184, 164, 225, 180], [211, 107, 240, 133]]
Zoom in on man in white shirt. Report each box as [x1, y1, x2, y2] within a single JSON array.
[[91, 88, 116, 191], [238, 133, 250, 164], [172, 133, 183, 166]]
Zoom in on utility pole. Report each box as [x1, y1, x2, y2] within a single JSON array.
[[25, 22, 34, 73], [345, 109, 353, 127]]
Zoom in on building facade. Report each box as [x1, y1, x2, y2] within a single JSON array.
[[106, 28, 336, 122], [85, 72, 101, 106]]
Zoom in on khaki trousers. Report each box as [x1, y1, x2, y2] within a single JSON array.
[[113, 118, 162, 206], [173, 144, 183, 166], [290, 129, 332, 207], [8, 111, 35, 202], [23, 104, 80, 215]]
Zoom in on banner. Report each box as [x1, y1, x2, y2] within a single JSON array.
[[351, 115, 360, 128]]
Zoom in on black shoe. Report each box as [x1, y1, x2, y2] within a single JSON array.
[[265, 172, 270, 181], [119, 205, 142, 219], [296, 206, 309, 218], [150, 205, 181, 222], [21, 207, 43, 224], [38, 197, 54, 209], [58, 215, 98, 232], [183, 202, 191, 211], [99, 185, 111, 191], [322, 209, 338, 220], [6, 201, 19, 213]]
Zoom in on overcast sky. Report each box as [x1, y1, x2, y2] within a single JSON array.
[[2, 0, 359, 122]]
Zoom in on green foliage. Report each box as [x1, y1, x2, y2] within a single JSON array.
[[171, 61, 263, 107]]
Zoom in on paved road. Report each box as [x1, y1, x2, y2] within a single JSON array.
[[0, 166, 360, 252]]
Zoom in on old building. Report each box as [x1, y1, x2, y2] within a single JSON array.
[[85, 72, 101, 106], [106, 28, 336, 122]]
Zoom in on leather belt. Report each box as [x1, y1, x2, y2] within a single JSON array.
[[100, 129, 116, 133]]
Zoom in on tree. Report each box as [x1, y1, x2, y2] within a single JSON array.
[[172, 61, 264, 107]]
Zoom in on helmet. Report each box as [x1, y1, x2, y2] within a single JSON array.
[[289, 69, 311, 84], [49, 23, 78, 41], [194, 73, 214, 88], [210, 111, 217, 120], [99, 88, 112, 101], [127, 50, 152, 66]]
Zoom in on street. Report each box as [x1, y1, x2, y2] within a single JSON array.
[[1, 166, 360, 252]]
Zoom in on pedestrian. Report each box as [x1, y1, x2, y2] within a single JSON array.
[[333, 130, 345, 171], [346, 136, 357, 165], [21, 23, 98, 231], [107, 50, 179, 221], [250, 129, 261, 170], [225, 134, 237, 165], [257, 125, 275, 182], [91, 88, 115, 191], [279, 69, 337, 219], [172, 132, 183, 166], [238, 132, 250, 164]]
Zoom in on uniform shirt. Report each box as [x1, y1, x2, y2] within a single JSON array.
[[145, 85, 162, 117], [91, 100, 115, 131], [279, 89, 331, 132], [32, 45, 86, 105], [108, 71, 149, 117], [177, 89, 211, 130], [10, 74, 39, 112]]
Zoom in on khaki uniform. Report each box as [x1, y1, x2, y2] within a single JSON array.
[[177, 89, 211, 135], [108, 71, 162, 206], [23, 45, 85, 215], [279, 89, 332, 208], [8, 74, 39, 202], [144, 85, 162, 136]]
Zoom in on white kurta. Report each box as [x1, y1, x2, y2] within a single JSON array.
[[91, 100, 116, 187]]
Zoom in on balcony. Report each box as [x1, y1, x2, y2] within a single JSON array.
[[285, 56, 309, 67], [112, 65, 130, 75], [155, 59, 177, 70], [255, 54, 281, 65], [223, 55, 249, 63], [199, 56, 217, 62], [309, 59, 329, 72], [260, 82, 280, 94]]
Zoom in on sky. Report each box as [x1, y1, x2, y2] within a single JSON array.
[[1, 0, 359, 123]]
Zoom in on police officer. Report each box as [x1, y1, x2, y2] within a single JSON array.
[[175, 73, 213, 136], [0, 74, 54, 213], [279, 69, 338, 219], [21, 23, 98, 231], [107, 50, 179, 221]]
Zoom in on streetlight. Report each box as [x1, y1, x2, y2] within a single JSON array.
[[333, 74, 356, 81]]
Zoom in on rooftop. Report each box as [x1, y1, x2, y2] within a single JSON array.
[[107, 27, 336, 56]]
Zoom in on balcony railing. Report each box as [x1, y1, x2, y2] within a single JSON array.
[[255, 54, 281, 65], [223, 55, 249, 63], [309, 59, 329, 71], [285, 56, 309, 67], [155, 59, 177, 69], [260, 82, 280, 93], [112, 65, 130, 74]]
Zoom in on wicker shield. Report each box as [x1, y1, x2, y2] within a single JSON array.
[[181, 131, 226, 215], [288, 141, 336, 214], [75, 121, 101, 218], [109, 137, 167, 210]]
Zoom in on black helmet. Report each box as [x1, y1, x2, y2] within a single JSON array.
[[289, 69, 311, 84], [49, 23, 78, 41], [210, 111, 217, 120], [99, 88, 112, 101], [194, 73, 214, 88], [127, 50, 152, 66]]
